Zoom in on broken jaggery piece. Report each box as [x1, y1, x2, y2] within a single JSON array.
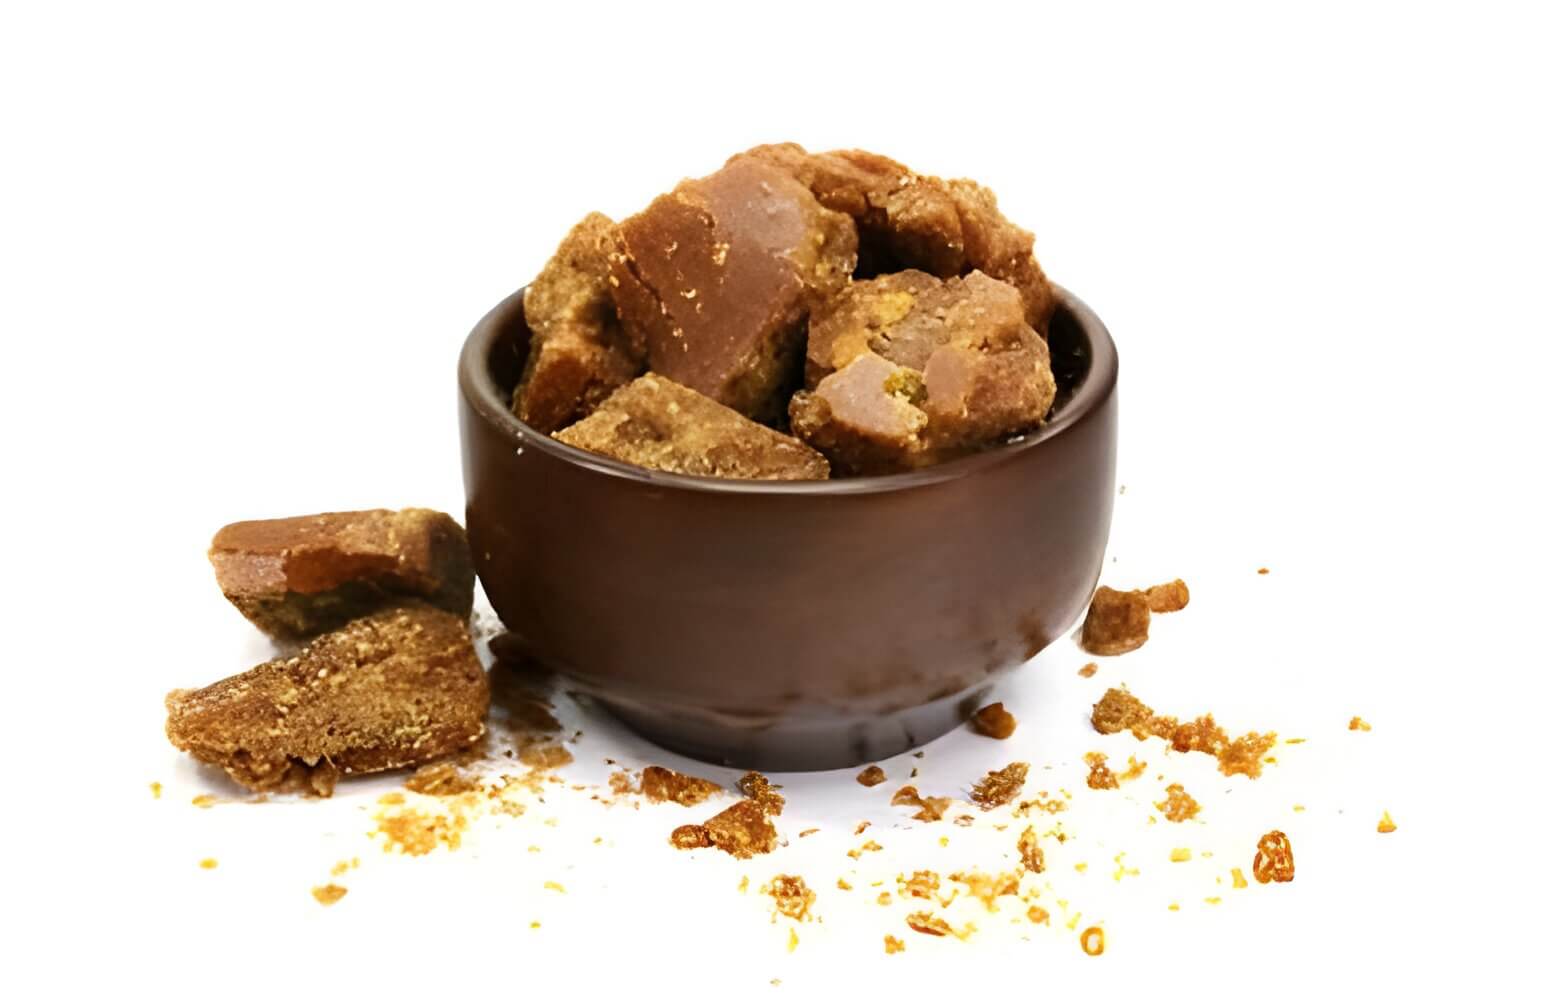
[[404, 761, 482, 797], [639, 766, 723, 806], [554, 374, 828, 480], [1091, 686, 1156, 736], [891, 785, 953, 822], [1218, 731, 1278, 779], [906, 911, 970, 940], [311, 884, 348, 906], [971, 702, 1017, 740], [1253, 830, 1296, 884], [737, 771, 786, 816], [671, 799, 778, 859], [732, 144, 1054, 329], [764, 875, 815, 921], [1078, 662, 1098, 678], [1079, 586, 1152, 656], [950, 870, 1021, 912], [1157, 783, 1201, 823], [856, 765, 887, 787], [669, 824, 713, 850], [884, 935, 905, 954], [1350, 716, 1372, 731], [165, 604, 488, 796], [970, 762, 1029, 810], [1143, 579, 1190, 613], [208, 509, 475, 640], [1091, 687, 1279, 778], [1378, 811, 1397, 833], [515, 212, 642, 433], [1083, 752, 1119, 790], [1018, 826, 1045, 873], [898, 870, 940, 899], [609, 157, 856, 422], [790, 271, 1055, 473]]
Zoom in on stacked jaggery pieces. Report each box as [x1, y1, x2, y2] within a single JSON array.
[[170, 509, 489, 797], [510, 143, 1058, 479]]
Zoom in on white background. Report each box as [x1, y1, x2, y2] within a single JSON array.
[[3, 1, 1556, 995]]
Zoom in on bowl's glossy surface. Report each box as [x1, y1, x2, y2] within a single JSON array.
[[458, 286, 1118, 770]]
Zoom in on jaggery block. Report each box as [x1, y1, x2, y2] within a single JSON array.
[[790, 272, 1055, 473], [1079, 586, 1152, 656], [733, 143, 1054, 328], [971, 702, 1017, 740], [554, 373, 829, 480], [609, 157, 857, 421], [209, 509, 475, 640], [515, 213, 643, 433], [165, 604, 489, 796]]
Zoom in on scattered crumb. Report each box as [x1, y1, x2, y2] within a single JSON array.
[[1142, 579, 1190, 613], [150, 782, 162, 799], [1231, 868, 1248, 889], [1084, 752, 1118, 790], [1253, 830, 1296, 884], [763, 875, 815, 921], [329, 858, 359, 876], [951, 870, 1020, 911], [640, 765, 723, 805], [884, 935, 905, 954], [1091, 687, 1279, 778], [378, 792, 405, 806], [608, 771, 636, 796], [856, 765, 887, 787], [1113, 853, 1140, 881], [191, 794, 218, 809], [1169, 902, 1180, 911], [971, 702, 1017, 739], [1018, 826, 1046, 873], [1078, 663, 1098, 678], [1257, 567, 1270, 575], [1378, 811, 1397, 834], [1169, 847, 1192, 862], [798, 827, 819, 838], [1027, 905, 1050, 924], [906, 911, 970, 939], [199, 858, 218, 870], [847, 840, 883, 859], [738, 771, 785, 816], [1293, 804, 1306, 812], [837, 878, 852, 891], [671, 799, 777, 858], [787, 927, 799, 952], [1080, 926, 1105, 956], [1074, 862, 1088, 873], [376, 803, 467, 856], [1079, 586, 1151, 655], [1157, 783, 1201, 822], [854, 820, 870, 835], [1119, 756, 1147, 781], [404, 761, 481, 797], [953, 814, 975, 827], [1349, 716, 1372, 732], [1285, 737, 1307, 744], [891, 785, 952, 822], [971, 762, 1029, 809], [311, 884, 347, 906], [738, 876, 749, 893], [898, 870, 940, 899], [543, 881, 565, 893], [877, 891, 892, 906]]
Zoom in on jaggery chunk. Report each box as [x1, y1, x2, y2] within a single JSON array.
[[856, 765, 887, 787], [554, 374, 828, 480], [1218, 731, 1278, 779], [971, 702, 1017, 740], [764, 875, 815, 921], [1018, 826, 1046, 873], [1091, 686, 1155, 736], [971, 762, 1029, 810], [1083, 752, 1119, 790], [515, 213, 642, 432], [884, 935, 905, 954], [891, 785, 952, 822], [610, 157, 856, 422], [640, 765, 723, 806], [165, 604, 488, 796], [1253, 830, 1296, 884], [1092, 687, 1279, 778], [1143, 579, 1191, 613], [700, 799, 779, 858], [311, 884, 348, 906], [898, 870, 940, 899], [1157, 783, 1201, 822], [1079, 586, 1152, 656], [733, 144, 1054, 329], [737, 771, 786, 816], [669, 824, 712, 850], [790, 272, 1055, 473], [209, 509, 475, 640]]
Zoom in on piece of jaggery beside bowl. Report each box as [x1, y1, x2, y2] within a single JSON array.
[[165, 604, 489, 797], [555, 373, 829, 480], [608, 157, 857, 422], [732, 143, 1053, 329], [1079, 587, 1152, 656], [209, 509, 475, 640], [514, 212, 643, 433]]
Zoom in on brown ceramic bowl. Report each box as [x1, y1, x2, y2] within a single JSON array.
[[458, 285, 1118, 770]]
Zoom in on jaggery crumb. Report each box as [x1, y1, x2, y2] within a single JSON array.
[[1157, 783, 1201, 822], [837, 878, 852, 891], [971, 762, 1029, 810], [404, 761, 481, 797], [1078, 663, 1098, 678], [311, 884, 348, 906], [764, 875, 815, 921], [884, 935, 905, 954], [1218, 732, 1278, 779], [519, 743, 573, 771], [1027, 905, 1050, 924], [898, 870, 940, 899], [1257, 567, 1270, 575], [1091, 687, 1278, 778], [854, 820, 871, 835], [376, 805, 467, 856], [1018, 826, 1046, 873], [1349, 716, 1372, 732], [1080, 926, 1106, 956], [640, 765, 723, 806], [1142, 579, 1190, 613], [608, 771, 636, 796], [1253, 830, 1296, 884], [1231, 868, 1249, 889], [199, 858, 218, 870], [149, 782, 162, 799], [907, 912, 967, 939], [674, 799, 778, 859], [951, 870, 1021, 911], [877, 891, 892, 906], [737, 771, 786, 816], [1079, 586, 1151, 655], [1090, 686, 1155, 736], [891, 785, 952, 822], [847, 840, 884, 859], [856, 765, 887, 787], [1378, 811, 1397, 833], [670, 824, 713, 850], [191, 794, 218, 809], [1084, 752, 1118, 790], [971, 702, 1017, 739], [329, 858, 359, 877], [1169, 847, 1192, 862]]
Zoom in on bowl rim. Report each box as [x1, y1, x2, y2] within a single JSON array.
[[459, 282, 1118, 496]]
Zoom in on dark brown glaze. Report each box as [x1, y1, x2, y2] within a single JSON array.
[[458, 285, 1117, 770]]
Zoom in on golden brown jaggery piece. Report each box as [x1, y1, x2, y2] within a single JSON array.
[[1017, 826, 1045, 873], [554, 374, 829, 480], [1143, 579, 1191, 613], [1217, 731, 1278, 779], [764, 875, 815, 921], [1091, 685, 1155, 736], [733, 144, 1054, 329], [515, 213, 643, 433], [951, 870, 1021, 912], [971, 702, 1017, 740], [639, 765, 723, 806], [898, 870, 940, 899], [970, 762, 1029, 810], [891, 785, 952, 822], [1091, 687, 1279, 778], [884, 935, 905, 954], [1253, 830, 1296, 884], [208, 509, 475, 641], [738, 771, 786, 816], [165, 604, 489, 796], [1083, 752, 1119, 790], [699, 799, 780, 859], [609, 157, 856, 422], [1157, 783, 1201, 823], [1079, 586, 1152, 656], [856, 765, 887, 787]]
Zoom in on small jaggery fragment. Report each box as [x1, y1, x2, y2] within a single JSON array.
[[208, 509, 475, 640], [520, 743, 573, 771], [555, 374, 829, 480], [854, 820, 871, 835], [1018, 826, 1046, 873], [971, 702, 1017, 740], [906, 912, 958, 938], [1078, 663, 1098, 678], [674, 799, 779, 859], [1080, 926, 1106, 956], [1090, 686, 1156, 736], [1350, 716, 1372, 732], [515, 213, 642, 433], [199, 858, 218, 870], [898, 870, 940, 899], [670, 824, 713, 850], [847, 840, 883, 859], [856, 765, 887, 787], [610, 156, 857, 422], [1084, 752, 1118, 790], [1231, 868, 1248, 889], [1157, 784, 1201, 823], [639, 765, 723, 806], [1217, 731, 1278, 779], [884, 935, 905, 954], [837, 878, 852, 891], [149, 782, 162, 799], [1378, 811, 1397, 834], [891, 785, 952, 822], [971, 762, 1029, 810], [1027, 905, 1050, 924], [1091, 687, 1278, 778], [311, 884, 348, 906], [165, 604, 488, 796], [1253, 830, 1296, 884], [1169, 847, 1192, 863], [951, 870, 1021, 911], [404, 761, 481, 797], [376, 805, 467, 856], [1142, 579, 1190, 613], [877, 892, 892, 906], [1079, 586, 1151, 656], [737, 771, 786, 816]]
